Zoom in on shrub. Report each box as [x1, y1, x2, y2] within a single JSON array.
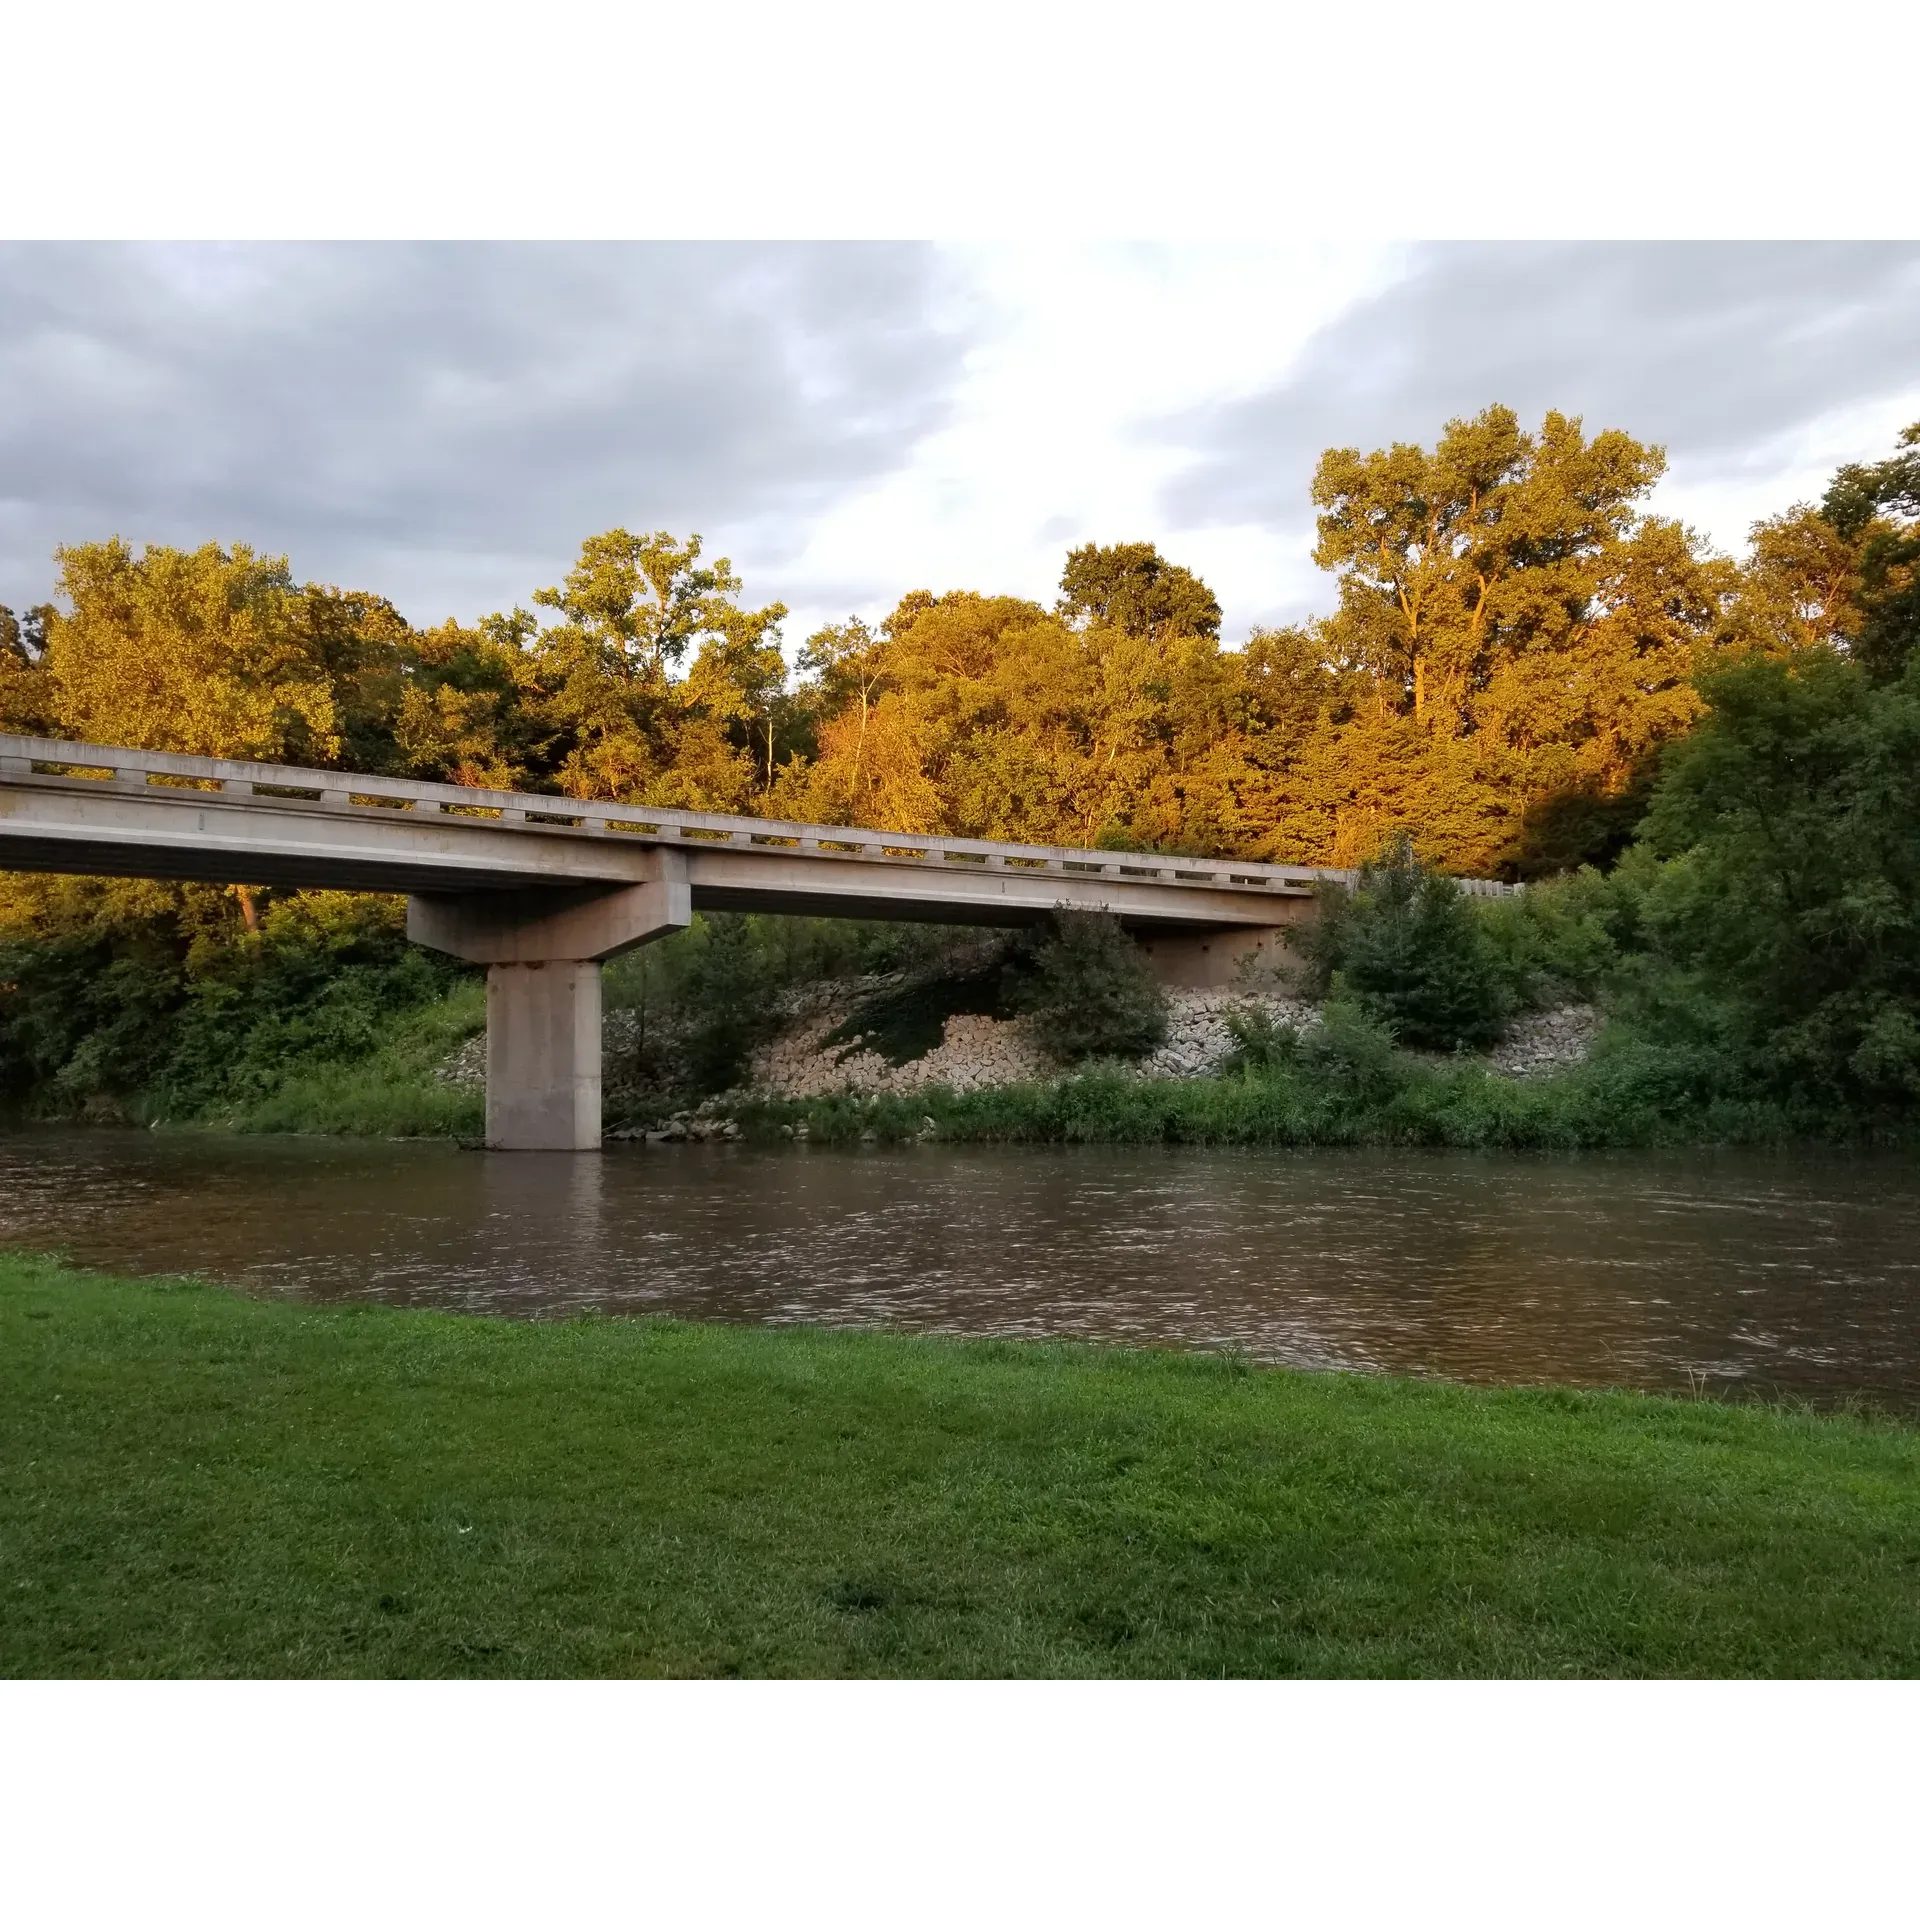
[[1297, 998, 1406, 1100], [678, 914, 779, 1095], [1475, 866, 1628, 1009], [1297, 838, 1514, 1050], [1630, 647, 1920, 1110], [1012, 909, 1169, 1064], [1222, 1002, 1302, 1073]]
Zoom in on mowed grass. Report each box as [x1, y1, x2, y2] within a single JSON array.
[[4, 1253, 1918, 1678]]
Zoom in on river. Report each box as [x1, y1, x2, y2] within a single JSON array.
[[4, 1130, 1918, 1409]]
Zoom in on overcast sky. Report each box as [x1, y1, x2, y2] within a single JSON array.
[[3, 241, 1917, 650]]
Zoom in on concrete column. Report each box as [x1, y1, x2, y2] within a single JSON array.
[[406, 854, 690, 1151], [486, 959, 603, 1150]]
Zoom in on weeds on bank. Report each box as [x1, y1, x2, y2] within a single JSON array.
[[223, 980, 485, 1137], [728, 1032, 1910, 1152]]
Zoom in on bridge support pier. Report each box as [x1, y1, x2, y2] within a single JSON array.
[[407, 856, 691, 1150], [484, 959, 604, 1151]]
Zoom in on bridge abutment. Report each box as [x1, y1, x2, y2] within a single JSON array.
[[407, 856, 691, 1150], [1135, 910, 1314, 990]]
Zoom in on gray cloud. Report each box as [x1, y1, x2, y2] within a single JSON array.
[[1159, 242, 1920, 541], [0, 242, 973, 624]]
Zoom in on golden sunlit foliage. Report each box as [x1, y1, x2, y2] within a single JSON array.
[[2, 406, 1909, 878]]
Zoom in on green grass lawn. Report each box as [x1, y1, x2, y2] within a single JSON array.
[[4, 1251, 1917, 1678]]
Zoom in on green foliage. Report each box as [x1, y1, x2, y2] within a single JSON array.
[[1010, 910, 1168, 1064], [1629, 646, 1920, 1109], [1296, 998, 1406, 1099], [676, 915, 778, 1097], [1822, 422, 1920, 683], [0, 880, 468, 1124], [603, 913, 988, 1020], [740, 1021, 1899, 1152], [1297, 839, 1515, 1049], [1057, 541, 1223, 640], [1221, 1002, 1302, 1073], [228, 980, 485, 1137], [11, 1254, 1920, 1678], [1475, 866, 1631, 1008]]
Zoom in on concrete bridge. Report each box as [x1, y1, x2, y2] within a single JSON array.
[[0, 733, 1511, 1148]]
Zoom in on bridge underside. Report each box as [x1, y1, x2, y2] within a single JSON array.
[[1, 738, 1328, 1148]]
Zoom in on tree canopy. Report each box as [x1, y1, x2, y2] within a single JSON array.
[[1821, 424, 1920, 683], [3, 412, 1912, 881]]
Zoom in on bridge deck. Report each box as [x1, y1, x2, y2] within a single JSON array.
[[0, 733, 1521, 932]]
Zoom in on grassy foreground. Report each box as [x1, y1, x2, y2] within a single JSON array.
[[4, 1253, 1918, 1678]]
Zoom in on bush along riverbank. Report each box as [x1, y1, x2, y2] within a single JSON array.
[[695, 1038, 1910, 1153], [5, 1252, 1919, 1679]]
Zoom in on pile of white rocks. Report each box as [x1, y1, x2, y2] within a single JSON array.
[[1485, 1003, 1604, 1077], [1135, 990, 1319, 1080], [441, 977, 1604, 1104], [608, 1110, 743, 1144], [740, 986, 1604, 1097], [747, 986, 1325, 1098], [750, 988, 1050, 1099], [435, 1031, 485, 1091]]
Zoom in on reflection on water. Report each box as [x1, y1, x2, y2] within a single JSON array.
[[3, 1130, 1918, 1408]]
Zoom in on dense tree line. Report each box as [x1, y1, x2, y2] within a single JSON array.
[[2, 409, 1916, 1125], [7, 407, 1910, 877]]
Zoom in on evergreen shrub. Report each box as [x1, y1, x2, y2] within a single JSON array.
[[1012, 909, 1169, 1064], [1298, 839, 1514, 1050], [1297, 998, 1406, 1099]]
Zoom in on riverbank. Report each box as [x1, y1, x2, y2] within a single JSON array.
[[675, 1041, 1916, 1150], [6, 1252, 1917, 1678], [7, 880, 1905, 1151], [195, 990, 1903, 1150]]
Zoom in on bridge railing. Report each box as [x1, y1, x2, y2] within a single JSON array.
[[0, 733, 1522, 898]]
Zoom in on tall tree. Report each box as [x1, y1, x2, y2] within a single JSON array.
[[525, 530, 788, 808], [1637, 645, 1920, 1105], [790, 618, 898, 822], [43, 541, 341, 762], [1720, 506, 1867, 657], [1822, 422, 1920, 682], [392, 611, 550, 790], [0, 603, 54, 734], [1284, 406, 1734, 873], [1057, 541, 1221, 640]]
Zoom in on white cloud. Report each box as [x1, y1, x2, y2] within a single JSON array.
[[758, 243, 1398, 642], [1656, 385, 1920, 559], [4, 243, 1915, 654], [1158, 242, 1920, 628]]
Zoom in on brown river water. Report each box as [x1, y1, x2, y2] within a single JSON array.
[[4, 1129, 1919, 1409]]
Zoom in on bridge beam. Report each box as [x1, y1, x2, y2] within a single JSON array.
[[407, 859, 691, 1150]]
